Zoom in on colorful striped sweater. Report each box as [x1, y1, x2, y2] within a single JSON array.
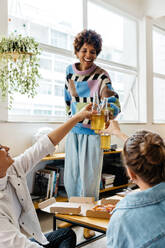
[[64, 63, 121, 135]]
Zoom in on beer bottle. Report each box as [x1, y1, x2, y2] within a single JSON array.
[[100, 97, 110, 127], [91, 92, 104, 131], [92, 92, 100, 112], [104, 97, 110, 123], [100, 132, 111, 150]]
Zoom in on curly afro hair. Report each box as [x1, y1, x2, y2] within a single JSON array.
[[73, 29, 102, 56]]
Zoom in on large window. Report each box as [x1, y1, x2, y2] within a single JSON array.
[[153, 27, 165, 123], [88, 0, 138, 122], [7, 0, 80, 121], [88, 1, 137, 67], [5, 0, 138, 122], [8, 0, 82, 49], [8, 51, 74, 121]]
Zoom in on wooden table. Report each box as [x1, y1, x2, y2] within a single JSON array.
[[51, 212, 109, 247], [41, 191, 133, 247], [54, 213, 109, 232], [42, 198, 113, 248]]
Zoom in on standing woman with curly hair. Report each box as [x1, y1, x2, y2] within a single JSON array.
[[106, 121, 165, 248], [64, 29, 120, 238]]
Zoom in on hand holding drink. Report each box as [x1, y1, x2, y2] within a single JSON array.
[[91, 94, 111, 133], [90, 93, 112, 149]]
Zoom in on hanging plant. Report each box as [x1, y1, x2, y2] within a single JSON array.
[[0, 34, 41, 108]]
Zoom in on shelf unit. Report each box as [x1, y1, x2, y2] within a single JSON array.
[[33, 149, 129, 209], [41, 150, 122, 161], [100, 183, 129, 193]]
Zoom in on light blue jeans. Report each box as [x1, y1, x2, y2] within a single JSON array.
[[64, 132, 103, 200]]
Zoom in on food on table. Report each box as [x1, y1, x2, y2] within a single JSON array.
[[92, 203, 116, 213]]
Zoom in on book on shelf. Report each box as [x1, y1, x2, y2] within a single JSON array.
[[45, 164, 64, 186], [45, 165, 60, 197], [33, 169, 50, 199], [102, 173, 115, 179], [104, 183, 114, 189], [54, 172, 60, 197], [31, 194, 41, 201], [100, 179, 104, 190], [50, 170, 55, 198], [102, 173, 115, 188], [33, 168, 59, 200]]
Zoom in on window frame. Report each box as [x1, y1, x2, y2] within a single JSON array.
[[152, 25, 165, 123]]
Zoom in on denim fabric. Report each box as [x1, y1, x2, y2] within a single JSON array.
[[64, 132, 103, 200], [107, 182, 165, 248], [31, 228, 76, 248]]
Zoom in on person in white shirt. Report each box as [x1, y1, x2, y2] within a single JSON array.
[[0, 104, 92, 248]]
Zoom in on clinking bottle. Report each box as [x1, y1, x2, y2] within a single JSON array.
[[101, 97, 110, 125], [91, 92, 104, 132], [100, 98, 111, 150], [100, 132, 111, 150]]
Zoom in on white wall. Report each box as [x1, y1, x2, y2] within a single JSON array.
[[0, 122, 65, 157], [111, 123, 165, 148]]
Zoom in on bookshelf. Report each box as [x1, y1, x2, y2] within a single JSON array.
[[33, 149, 129, 209], [100, 183, 129, 193], [41, 150, 122, 161], [42, 153, 66, 161]]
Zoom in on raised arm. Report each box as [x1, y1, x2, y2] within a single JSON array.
[[104, 120, 128, 142], [48, 104, 92, 145], [13, 104, 92, 175]]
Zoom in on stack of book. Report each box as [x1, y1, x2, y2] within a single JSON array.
[[32, 168, 59, 200], [102, 173, 115, 189]]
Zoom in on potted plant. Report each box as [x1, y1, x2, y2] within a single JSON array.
[[0, 34, 41, 108]]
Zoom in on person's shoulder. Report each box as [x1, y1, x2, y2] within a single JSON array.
[[111, 197, 130, 216], [110, 205, 131, 229]]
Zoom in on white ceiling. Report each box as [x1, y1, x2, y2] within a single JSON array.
[[142, 0, 165, 19], [104, 0, 165, 19]]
